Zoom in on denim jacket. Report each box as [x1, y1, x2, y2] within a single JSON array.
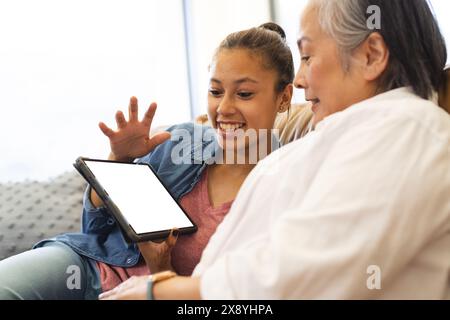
[[34, 123, 219, 267]]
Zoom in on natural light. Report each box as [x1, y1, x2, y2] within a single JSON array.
[[1, 0, 449, 182], [0, 0, 190, 181]]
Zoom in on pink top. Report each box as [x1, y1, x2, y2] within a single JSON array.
[[96, 169, 233, 292]]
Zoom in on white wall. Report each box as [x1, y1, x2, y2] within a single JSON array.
[[430, 0, 450, 65], [0, 0, 190, 181]]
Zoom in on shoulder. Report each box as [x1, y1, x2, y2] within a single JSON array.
[[138, 122, 217, 166], [320, 88, 450, 145], [166, 122, 215, 137], [372, 89, 450, 144]]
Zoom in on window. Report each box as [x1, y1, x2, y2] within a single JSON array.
[[185, 0, 271, 117], [1, 0, 448, 182], [273, 0, 309, 104], [429, 0, 450, 65], [0, 0, 190, 181]]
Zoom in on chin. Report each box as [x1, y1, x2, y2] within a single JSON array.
[[312, 112, 326, 126]]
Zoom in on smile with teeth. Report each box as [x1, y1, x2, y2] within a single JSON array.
[[218, 123, 245, 132]]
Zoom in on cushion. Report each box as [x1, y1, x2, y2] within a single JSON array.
[[0, 171, 86, 261]]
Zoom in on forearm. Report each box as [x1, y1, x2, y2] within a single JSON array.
[[153, 276, 202, 300], [89, 188, 105, 208]]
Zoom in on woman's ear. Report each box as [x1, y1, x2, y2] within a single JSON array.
[[278, 84, 294, 113], [358, 32, 390, 81]]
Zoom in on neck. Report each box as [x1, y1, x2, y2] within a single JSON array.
[[218, 135, 276, 166], [213, 162, 255, 177]]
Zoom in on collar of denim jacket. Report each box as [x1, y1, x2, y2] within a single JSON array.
[[190, 125, 219, 164]]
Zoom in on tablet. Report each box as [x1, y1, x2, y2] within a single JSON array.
[[73, 157, 197, 243]]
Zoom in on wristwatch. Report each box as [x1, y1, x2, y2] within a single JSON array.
[[147, 270, 177, 300]]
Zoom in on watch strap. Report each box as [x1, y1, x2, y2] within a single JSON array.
[[147, 277, 155, 300], [146, 271, 177, 300]]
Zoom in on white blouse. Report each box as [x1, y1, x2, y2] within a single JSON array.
[[193, 88, 450, 299]]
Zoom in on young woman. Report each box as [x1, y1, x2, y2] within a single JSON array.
[[0, 22, 294, 299], [100, 0, 450, 300]]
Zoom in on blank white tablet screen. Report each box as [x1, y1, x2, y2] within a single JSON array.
[[85, 160, 194, 234]]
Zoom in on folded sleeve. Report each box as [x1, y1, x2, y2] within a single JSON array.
[[81, 185, 115, 234]]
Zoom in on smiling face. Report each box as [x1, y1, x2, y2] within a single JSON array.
[[208, 48, 291, 157], [294, 4, 376, 125]]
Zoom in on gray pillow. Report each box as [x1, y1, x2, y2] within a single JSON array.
[[0, 171, 86, 261]]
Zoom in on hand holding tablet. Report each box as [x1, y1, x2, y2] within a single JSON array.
[[74, 157, 197, 243]]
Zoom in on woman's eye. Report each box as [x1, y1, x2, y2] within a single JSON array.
[[301, 56, 311, 64], [209, 90, 222, 97], [238, 92, 254, 99]]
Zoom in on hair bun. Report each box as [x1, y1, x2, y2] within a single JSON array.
[[259, 22, 287, 41]]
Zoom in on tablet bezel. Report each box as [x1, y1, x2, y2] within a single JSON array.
[[73, 157, 197, 243]]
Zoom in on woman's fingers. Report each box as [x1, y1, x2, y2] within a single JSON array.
[[99, 276, 148, 300], [166, 228, 179, 248], [98, 288, 116, 300], [138, 228, 178, 254], [98, 122, 115, 138], [99, 282, 125, 300], [129, 96, 139, 123], [98, 276, 140, 300], [142, 103, 157, 127], [99, 287, 129, 300], [137, 241, 154, 256], [115, 111, 127, 129]]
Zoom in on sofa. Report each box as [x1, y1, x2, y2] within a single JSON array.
[[0, 171, 86, 260], [0, 103, 314, 261]]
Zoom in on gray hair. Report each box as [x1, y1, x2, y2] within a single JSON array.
[[312, 0, 370, 71], [308, 0, 448, 99]]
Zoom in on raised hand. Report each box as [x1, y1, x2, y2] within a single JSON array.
[[99, 97, 171, 162]]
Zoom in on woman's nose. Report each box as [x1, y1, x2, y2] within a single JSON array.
[[217, 95, 236, 115], [294, 67, 307, 90]]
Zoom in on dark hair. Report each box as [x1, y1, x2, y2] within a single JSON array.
[[318, 0, 447, 100], [374, 0, 447, 99], [217, 22, 294, 93]]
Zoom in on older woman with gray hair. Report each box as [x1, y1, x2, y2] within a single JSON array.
[[101, 0, 450, 300]]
